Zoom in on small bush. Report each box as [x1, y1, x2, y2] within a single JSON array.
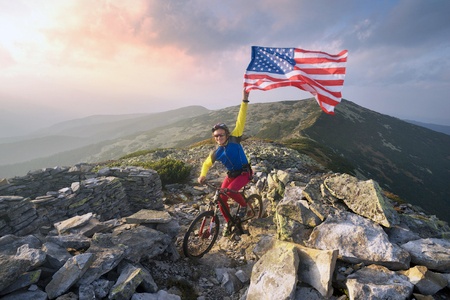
[[144, 158, 192, 186]]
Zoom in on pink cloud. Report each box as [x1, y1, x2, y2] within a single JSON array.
[[41, 2, 153, 61], [0, 46, 15, 68]]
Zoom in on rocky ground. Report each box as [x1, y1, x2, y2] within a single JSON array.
[[144, 187, 265, 300], [1, 140, 449, 299], [127, 140, 450, 299]]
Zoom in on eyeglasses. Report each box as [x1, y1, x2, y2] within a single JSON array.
[[213, 134, 225, 138]]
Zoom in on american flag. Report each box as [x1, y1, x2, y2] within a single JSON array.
[[244, 46, 348, 114]]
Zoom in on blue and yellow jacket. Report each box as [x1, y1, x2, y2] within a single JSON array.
[[200, 101, 249, 177]]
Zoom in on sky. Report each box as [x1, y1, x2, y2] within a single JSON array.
[[1, 0, 450, 137]]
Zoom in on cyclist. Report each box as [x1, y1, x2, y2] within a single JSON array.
[[198, 89, 252, 236]]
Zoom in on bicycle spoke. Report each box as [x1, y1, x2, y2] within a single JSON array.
[[183, 211, 220, 258]]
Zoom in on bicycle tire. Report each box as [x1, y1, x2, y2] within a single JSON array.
[[245, 194, 263, 219], [182, 211, 220, 258]]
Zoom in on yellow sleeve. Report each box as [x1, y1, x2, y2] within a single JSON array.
[[200, 155, 214, 177], [230, 101, 248, 137]]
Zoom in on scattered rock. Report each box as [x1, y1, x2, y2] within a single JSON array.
[[0, 141, 449, 299]]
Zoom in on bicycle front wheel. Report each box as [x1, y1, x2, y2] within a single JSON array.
[[182, 211, 220, 258]]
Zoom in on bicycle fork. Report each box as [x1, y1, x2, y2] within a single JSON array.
[[197, 202, 218, 239], [198, 218, 211, 239]]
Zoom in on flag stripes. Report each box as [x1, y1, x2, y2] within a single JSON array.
[[244, 46, 348, 114]]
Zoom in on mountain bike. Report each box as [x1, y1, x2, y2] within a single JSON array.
[[182, 181, 263, 258]]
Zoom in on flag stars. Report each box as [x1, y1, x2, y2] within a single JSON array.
[[245, 46, 347, 114], [249, 47, 296, 74]]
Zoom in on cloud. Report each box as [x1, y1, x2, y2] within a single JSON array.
[[42, 1, 150, 63], [1, 0, 449, 127], [0, 46, 15, 68], [375, 0, 450, 47]]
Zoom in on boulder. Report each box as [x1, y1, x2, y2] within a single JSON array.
[[0, 243, 45, 292], [307, 211, 410, 270], [45, 253, 95, 299], [0, 269, 41, 295], [400, 265, 447, 295], [0, 289, 48, 300], [275, 186, 320, 243], [323, 173, 398, 227], [77, 235, 127, 286], [54, 213, 95, 235], [401, 238, 450, 272], [125, 209, 172, 224], [277, 240, 337, 298], [109, 263, 144, 300], [302, 176, 344, 221], [247, 243, 299, 300], [111, 226, 172, 263], [346, 264, 414, 300]]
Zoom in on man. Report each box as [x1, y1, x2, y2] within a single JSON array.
[[198, 90, 252, 236]]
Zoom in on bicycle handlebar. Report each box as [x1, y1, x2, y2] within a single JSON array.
[[202, 181, 217, 189], [202, 181, 241, 194]]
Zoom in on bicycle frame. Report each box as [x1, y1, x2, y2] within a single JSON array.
[[183, 182, 263, 258], [205, 183, 248, 235]]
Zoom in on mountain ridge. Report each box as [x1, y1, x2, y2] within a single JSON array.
[[0, 105, 210, 166], [404, 119, 450, 136], [1, 99, 449, 223], [300, 100, 450, 223]]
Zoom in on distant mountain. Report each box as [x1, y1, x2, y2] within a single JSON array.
[[0, 135, 91, 165], [29, 114, 150, 138], [298, 100, 450, 224], [0, 97, 78, 139], [0, 106, 209, 166], [1, 99, 449, 223], [29, 105, 209, 139], [404, 119, 450, 136]]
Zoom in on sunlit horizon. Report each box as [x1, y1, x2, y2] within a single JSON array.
[[1, 0, 450, 137]]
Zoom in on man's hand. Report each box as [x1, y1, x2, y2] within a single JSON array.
[[198, 176, 206, 184], [243, 89, 249, 102]]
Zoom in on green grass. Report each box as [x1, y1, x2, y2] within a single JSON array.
[[120, 149, 161, 159]]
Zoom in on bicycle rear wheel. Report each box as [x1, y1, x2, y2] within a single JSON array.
[[182, 211, 220, 258], [245, 194, 263, 219]]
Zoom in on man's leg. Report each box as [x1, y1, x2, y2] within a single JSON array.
[[225, 173, 250, 207], [219, 177, 232, 223]]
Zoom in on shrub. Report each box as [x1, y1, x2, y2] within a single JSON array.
[[144, 158, 192, 186]]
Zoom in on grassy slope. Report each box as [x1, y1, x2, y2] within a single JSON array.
[[2, 99, 448, 223], [301, 100, 450, 221]]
